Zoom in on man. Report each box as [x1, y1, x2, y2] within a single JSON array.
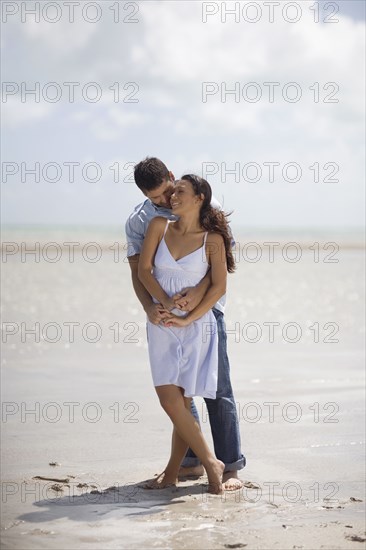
[[125, 157, 246, 490]]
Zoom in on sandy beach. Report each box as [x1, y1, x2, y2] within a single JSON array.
[[1, 227, 365, 549]]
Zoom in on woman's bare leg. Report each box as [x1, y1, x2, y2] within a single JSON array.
[[145, 393, 190, 488], [156, 385, 224, 494], [178, 397, 205, 479], [165, 397, 192, 474]]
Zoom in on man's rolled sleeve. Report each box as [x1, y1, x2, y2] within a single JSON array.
[[125, 216, 144, 257]]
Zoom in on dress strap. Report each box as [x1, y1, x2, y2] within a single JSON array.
[[163, 219, 170, 237], [203, 231, 208, 246]]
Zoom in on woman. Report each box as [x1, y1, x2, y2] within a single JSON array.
[[138, 174, 235, 494]]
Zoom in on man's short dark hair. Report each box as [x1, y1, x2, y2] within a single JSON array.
[[134, 157, 170, 191]]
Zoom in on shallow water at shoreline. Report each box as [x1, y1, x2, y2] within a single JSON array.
[[1, 227, 365, 549]]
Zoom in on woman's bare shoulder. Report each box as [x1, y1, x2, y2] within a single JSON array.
[[206, 232, 224, 245], [148, 216, 169, 231]]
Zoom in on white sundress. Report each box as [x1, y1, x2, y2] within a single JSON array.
[[146, 219, 218, 399]]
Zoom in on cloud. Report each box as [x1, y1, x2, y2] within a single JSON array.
[[1, 1, 364, 227], [24, 20, 96, 53], [2, 96, 52, 128]]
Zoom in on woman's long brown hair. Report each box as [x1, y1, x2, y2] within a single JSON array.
[[181, 174, 235, 273]]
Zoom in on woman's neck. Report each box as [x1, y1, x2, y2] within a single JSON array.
[[174, 212, 202, 234]]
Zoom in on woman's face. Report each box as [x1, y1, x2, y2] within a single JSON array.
[[170, 180, 203, 214]]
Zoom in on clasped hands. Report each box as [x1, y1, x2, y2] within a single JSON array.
[[146, 288, 197, 327]]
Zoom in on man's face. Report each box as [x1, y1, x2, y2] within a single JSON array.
[[143, 178, 175, 209]]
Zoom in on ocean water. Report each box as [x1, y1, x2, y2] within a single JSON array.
[[1, 225, 365, 371], [1, 224, 365, 248]]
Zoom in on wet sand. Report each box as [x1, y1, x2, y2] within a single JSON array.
[[1, 229, 365, 549]]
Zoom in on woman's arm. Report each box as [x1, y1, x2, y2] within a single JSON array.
[[172, 270, 211, 311], [128, 255, 171, 324], [164, 233, 227, 326], [138, 217, 176, 311]]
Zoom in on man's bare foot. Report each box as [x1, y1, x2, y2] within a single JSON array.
[[206, 460, 225, 495], [178, 464, 205, 480], [223, 470, 244, 491], [143, 471, 177, 490]]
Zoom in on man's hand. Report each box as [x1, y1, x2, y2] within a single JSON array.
[[161, 314, 191, 328], [172, 286, 203, 312], [145, 303, 171, 325]]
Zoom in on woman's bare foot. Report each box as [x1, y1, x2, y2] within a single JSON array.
[[206, 460, 225, 495], [178, 464, 205, 480], [223, 470, 243, 491], [143, 471, 178, 490]]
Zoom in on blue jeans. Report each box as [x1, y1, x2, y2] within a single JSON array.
[[181, 308, 246, 473]]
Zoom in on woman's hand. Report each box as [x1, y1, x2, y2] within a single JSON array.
[[161, 314, 192, 328], [161, 297, 177, 311], [172, 285, 204, 312]]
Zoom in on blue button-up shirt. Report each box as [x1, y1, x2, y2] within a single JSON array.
[[125, 196, 231, 313]]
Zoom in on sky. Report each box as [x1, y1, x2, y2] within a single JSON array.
[[1, 0, 365, 229]]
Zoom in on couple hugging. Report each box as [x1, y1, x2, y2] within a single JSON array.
[[125, 157, 246, 494]]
